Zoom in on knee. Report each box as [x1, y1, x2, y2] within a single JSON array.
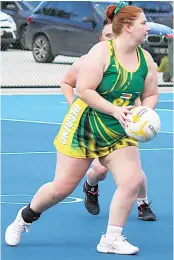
[[92, 165, 107, 181], [92, 161, 107, 176], [51, 181, 72, 201], [122, 174, 144, 195]]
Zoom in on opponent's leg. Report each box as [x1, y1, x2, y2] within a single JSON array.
[[137, 171, 156, 221], [83, 158, 107, 215]]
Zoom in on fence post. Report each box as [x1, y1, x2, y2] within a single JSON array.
[[163, 34, 173, 82]]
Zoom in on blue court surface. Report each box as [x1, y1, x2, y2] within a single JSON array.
[[1, 92, 173, 260]]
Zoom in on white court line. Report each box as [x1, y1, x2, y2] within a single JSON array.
[[139, 148, 173, 151], [159, 131, 173, 134], [0, 118, 61, 125], [158, 100, 174, 102], [156, 108, 173, 112], [1, 118, 173, 134], [0, 195, 83, 204], [1, 148, 173, 155]]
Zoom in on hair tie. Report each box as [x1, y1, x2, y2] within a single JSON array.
[[114, 2, 125, 15]]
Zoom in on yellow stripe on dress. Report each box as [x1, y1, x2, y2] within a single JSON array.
[[54, 98, 88, 156], [96, 115, 122, 140], [93, 112, 111, 145]]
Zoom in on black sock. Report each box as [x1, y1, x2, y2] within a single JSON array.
[[22, 204, 41, 223]]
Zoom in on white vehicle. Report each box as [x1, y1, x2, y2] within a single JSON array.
[[0, 11, 17, 50]]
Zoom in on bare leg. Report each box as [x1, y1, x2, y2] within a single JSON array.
[[137, 171, 147, 199], [136, 171, 156, 221], [30, 153, 93, 213], [97, 146, 142, 254], [86, 158, 107, 185], [99, 146, 143, 227], [83, 158, 107, 215]]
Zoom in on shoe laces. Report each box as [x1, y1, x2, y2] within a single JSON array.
[[139, 201, 152, 212], [108, 235, 129, 249], [83, 183, 99, 196], [12, 216, 30, 235], [143, 201, 151, 207], [86, 189, 99, 203], [116, 235, 127, 243], [83, 182, 100, 205], [86, 190, 99, 196]]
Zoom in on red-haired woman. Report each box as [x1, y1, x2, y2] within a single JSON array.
[[5, 3, 158, 255]]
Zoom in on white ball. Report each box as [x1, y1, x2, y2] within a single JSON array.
[[125, 106, 160, 142]]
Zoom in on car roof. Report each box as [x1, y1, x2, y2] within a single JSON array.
[[0, 10, 11, 19]]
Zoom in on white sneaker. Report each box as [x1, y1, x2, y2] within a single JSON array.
[[5, 207, 31, 246], [97, 234, 139, 255]]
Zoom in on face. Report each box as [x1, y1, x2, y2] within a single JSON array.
[[128, 12, 150, 44], [101, 24, 114, 41]]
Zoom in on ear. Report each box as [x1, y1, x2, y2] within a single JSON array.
[[99, 36, 102, 42], [125, 24, 132, 33]]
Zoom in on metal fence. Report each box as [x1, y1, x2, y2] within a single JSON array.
[[1, 1, 174, 88]]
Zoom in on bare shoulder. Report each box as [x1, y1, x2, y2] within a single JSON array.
[[72, 55, 86, 68], [80, 55, 87, 61], [87, 41, 109, 58], [82, 41, 109, 68]]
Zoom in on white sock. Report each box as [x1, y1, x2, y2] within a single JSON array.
[[106, 225, 123, 239], [87, 179, 98, 186], [137, 197, 148, 207]]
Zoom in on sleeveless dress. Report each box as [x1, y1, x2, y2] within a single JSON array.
[[54, 39, 148, 158]]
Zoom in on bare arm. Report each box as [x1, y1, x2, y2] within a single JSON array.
[[135, 97, 141, 106], [60, 59, 80, 105], [141, 50, 159, 109]]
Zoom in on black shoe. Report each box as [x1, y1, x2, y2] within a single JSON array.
[[138, 201, 156, 221], [83, 181, 100, 215]]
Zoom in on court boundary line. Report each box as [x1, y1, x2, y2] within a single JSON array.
[[1, 118, 61, 125], [155, 109, 173, 112], [157, 100, 174, 102], [1, 118, 173, 134], [0, 195, 83, 204], [1, 90, 64, 96], [1, 89, 173, 95]]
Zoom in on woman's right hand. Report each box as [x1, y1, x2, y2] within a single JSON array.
[[112, 106, 134, 129]]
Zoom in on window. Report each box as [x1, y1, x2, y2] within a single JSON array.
[[134, 1, 172, 13], [71, 2, 94, 22], [35, 1, 96, 23], [19, 2, 34, 11], [25, 1, 41, 10], [93, 1, 125, 17], [35, 1, 76, 19]]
